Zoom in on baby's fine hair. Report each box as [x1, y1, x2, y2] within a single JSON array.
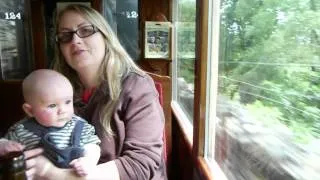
[[22, 69, 72, 102]]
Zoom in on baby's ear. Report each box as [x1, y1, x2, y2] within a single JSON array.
[[22, 103, 33, 117]]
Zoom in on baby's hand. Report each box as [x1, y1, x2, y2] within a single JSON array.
[[0, 139, 24, 156], [69, 157, 94, 176]]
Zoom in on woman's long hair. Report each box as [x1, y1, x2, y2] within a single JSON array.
[[53, 4, 144, 135]]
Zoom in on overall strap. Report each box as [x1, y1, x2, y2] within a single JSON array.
[[40, 120, 85, 168], [23, 118, 85, 146], [22, 119, 50, 137], [71, 120, 84, 146]]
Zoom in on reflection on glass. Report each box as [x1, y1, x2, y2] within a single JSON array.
[[214, 0, 320, 179], [176, 0, 196, 123], [0, 0, 32, 80], [102, 0, 139, 61]]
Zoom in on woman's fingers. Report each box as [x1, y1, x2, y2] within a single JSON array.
[[7, 141, 24, 151], [24, 148, 44, 179], [25, 155, 37, 170], [25, 165, 36, 180], [24, 148, 43, 159], [0, 140, 24, 156], [27, 155, 54, 178]]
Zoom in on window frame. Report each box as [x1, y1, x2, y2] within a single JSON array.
[[171, 0, 228, 179], [171, 0, 195, 144], [202, 0, 228, 179], [193, 0, 209, 159]]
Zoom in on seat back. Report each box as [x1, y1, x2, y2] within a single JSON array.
[[154, 81, 167, 162], [147, 72, 172, 177]]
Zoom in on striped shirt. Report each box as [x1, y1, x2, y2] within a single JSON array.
[[5, 115, 100, 150]]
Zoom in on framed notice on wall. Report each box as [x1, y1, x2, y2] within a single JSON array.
[[144, 21, 171, 59]]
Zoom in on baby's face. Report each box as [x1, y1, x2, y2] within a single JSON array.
[[30, 84, 74, 127]]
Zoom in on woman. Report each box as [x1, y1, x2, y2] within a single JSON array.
[[25, 4, 166, 180]]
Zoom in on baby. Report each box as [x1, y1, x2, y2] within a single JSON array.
[[4, 69, 100, 176]]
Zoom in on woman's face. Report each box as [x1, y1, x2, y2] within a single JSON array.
[[58, 11, 106, 73]]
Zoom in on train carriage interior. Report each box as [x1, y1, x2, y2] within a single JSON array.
[[0, 0, 319, 179]]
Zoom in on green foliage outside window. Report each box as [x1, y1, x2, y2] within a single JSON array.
[[218, 0, 320, 143], [176, 0, 197, 122], [177, 1, 196, 85]]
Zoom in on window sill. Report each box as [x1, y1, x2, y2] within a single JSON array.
[[202, 157, 228, 180], [171, 100, 229, 180], [171, 100, 193, 146]]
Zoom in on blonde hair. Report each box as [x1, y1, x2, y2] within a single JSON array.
[[53, 4, 144, 135]]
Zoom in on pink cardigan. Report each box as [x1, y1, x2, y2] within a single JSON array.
[[77, 72, 167, 180]]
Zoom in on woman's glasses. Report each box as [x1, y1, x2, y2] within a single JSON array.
[[56, 25, 98, 44]]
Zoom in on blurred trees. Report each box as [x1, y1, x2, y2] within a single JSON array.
[[218, 0, 320, 142]]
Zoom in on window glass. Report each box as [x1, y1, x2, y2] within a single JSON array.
[[0, 0, 33, 80], [211, 0, 320, 179], [102, 0, 139, 61], [173, 0, 196, 124]]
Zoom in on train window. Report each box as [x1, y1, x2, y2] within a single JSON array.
[[172, 0, 196, 140], [205, 0, 320, 179], [102, 0, 139, 61], [0, 0, 33, 80]]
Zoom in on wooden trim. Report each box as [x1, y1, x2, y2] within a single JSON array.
[[168, 0, 173, 21], [91, 0, 102, 12], [30, 0, 46, 69], [138, 60, 172, 76], [196, 156, 228, 180], [197, 157, 212, 180], [193, 0, 209, 157]]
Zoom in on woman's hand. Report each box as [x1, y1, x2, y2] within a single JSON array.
[[0, 139, 24, 156], [24, 148, 54, 180]]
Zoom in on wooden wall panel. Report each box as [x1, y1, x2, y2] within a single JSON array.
[[140, 0, 171, 22], [91, 0, 102, 11], [0, 82, 24, 136], [138, 0, 172, 76], [172, 113, 212, 180], [30, 0, 46, 69], [137, 59, 171, 76], [172, 115, 193, 180]]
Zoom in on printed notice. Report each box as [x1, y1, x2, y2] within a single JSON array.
[[145, 21, 171, 59]]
